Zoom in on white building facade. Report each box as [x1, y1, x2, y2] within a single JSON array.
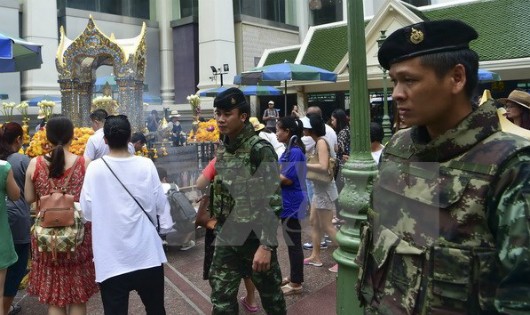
[[0, 0, 475, 119]]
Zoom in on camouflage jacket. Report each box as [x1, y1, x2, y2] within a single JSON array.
[[356, 101, 530, 315], [211, 122, 282, 247]]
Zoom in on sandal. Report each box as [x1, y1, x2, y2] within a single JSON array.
[[281, 283, 303, 296], [240, 296, 259, 313], [280, 277, 290, 286]]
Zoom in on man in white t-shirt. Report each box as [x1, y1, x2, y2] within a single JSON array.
[[156, 167, 195, 251], [84, 109, 110, 160]]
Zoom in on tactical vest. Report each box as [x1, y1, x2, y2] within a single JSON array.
[[210, 135, 270, 224], [356, 129, 530, 315]]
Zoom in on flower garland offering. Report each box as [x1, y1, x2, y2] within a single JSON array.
[[26, 127, 94, 157], [187, 94, 201, 120], [37, 100, 56, 121], [92, 96, 119, 114], [187, 118, 219, 143], [1, 102, 16, 121], [16, 101, 29, 118]]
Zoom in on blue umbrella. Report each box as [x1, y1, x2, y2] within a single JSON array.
[[27, 95, 61, 106], [478, 69, 501, 82], [0, 33, 43, 72], [239, 60, 337, 114], [239, 85, 282, 96], [198, 86, 228, 97], [143, 93, 162, 104]]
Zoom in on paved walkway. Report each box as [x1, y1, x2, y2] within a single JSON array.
[[10, 221, 339, 314]]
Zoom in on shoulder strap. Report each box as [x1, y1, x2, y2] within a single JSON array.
[[47, 156, 79, 191], [313, 137, 328, 154], [101, 157, 159, 231]]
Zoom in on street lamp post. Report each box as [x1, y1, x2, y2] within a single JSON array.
[[333, 0, 378, 314], [210, 63, 229, 86], [377, 30, 392, 142]]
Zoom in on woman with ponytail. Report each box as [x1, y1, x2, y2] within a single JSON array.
[[24, 116, 97, 315], [0, 123, 29, 315], [275, 116, 308, 295]]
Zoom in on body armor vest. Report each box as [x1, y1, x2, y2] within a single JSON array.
[[210, 136, 266, 224], [356, 128, 530, 315]]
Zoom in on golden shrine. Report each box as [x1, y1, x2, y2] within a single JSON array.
[[55, 16, 147, 131]]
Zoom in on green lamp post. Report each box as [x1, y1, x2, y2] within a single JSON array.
[[377, 30, 392, 142], [333, 0, 378, 314]]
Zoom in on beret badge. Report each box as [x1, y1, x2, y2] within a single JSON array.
[[231, 97, 236, 105], [409, 27, 424, 44]]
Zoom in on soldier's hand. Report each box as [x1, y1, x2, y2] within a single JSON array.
[[252, 246, 272, 272]]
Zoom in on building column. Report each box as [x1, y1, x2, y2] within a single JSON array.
[[197, 0, 236, 90], [297, 0, 310, 42], [20, 0, 59, 99], [156, 0, 175, 106]]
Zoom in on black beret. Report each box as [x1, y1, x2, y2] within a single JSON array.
[[378, 20, 478, 70], [213, 87, 247, 110]]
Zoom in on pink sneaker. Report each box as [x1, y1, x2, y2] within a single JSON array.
[[329, 264, 338, 273], [240, 296, 259, 313]]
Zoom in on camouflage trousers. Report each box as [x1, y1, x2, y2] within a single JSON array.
[[209, 237, 286, 315]]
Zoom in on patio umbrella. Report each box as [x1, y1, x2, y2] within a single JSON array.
[[0, 33, 43, 72], [143, 93, 162, 104], [198, 86, 228, 97], [27, 95, 61, 106], [239, 85, 282, 96], [239, 60, 337, 114], [478, 69, 501, 82]]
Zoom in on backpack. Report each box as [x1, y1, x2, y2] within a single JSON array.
[[167, 183, 196, 224], [32, 157, 85, 260], [164, 183, 196, 246]]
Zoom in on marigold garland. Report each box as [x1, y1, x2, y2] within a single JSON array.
[[188, 119, 219, 143], [26, 127, 94, 157]]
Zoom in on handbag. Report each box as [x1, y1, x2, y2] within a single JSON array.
[[306, 138, 336, 183], [102, 157, 160, 232]]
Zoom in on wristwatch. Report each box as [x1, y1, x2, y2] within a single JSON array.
[[260, 244, 274, 252]]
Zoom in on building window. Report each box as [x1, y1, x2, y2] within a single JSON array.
[[58, 0, 150, 19], [180, 0, 198, 18], [234, 0, 286, 24], [310, 0, 343, 26]]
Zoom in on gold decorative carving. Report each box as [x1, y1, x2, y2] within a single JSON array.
[[55, 16, 147, 131]]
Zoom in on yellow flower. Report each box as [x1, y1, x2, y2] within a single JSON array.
[[190, 118, 219, 143], [26, 127, 94, 157]]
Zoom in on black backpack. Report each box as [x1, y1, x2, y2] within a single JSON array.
[[166, 183, 196, 225]]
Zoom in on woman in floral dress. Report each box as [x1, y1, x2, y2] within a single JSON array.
[[24, 116, 97, 315]]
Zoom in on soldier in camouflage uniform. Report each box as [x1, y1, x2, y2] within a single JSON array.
[[208, 87, 286, 315], [356, 20, 530, 314]]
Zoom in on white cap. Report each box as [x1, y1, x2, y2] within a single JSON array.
[[300, 116, 312, 129]]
